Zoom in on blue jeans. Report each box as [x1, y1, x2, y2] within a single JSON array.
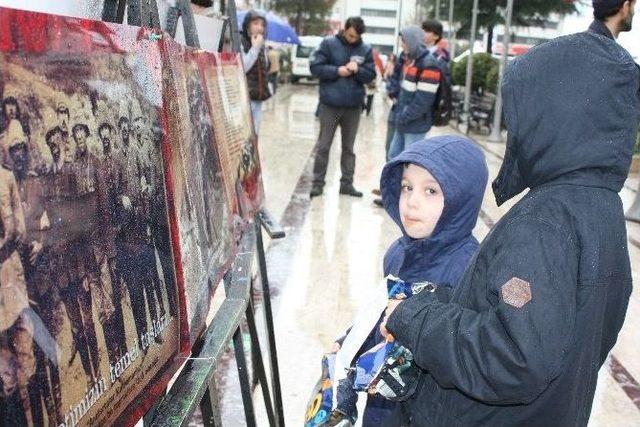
[[250, 100, 263, 133], [388, 131, 426, 160]]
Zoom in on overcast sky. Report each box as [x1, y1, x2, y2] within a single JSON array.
[[561, 1, 639, 60]]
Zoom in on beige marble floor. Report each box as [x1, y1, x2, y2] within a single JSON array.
[[250, 84, 640, 427]]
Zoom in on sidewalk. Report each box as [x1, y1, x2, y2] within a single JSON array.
[[248, 84, 640, 426]]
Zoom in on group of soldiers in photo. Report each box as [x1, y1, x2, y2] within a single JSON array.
[[0, 91, 177, 426]]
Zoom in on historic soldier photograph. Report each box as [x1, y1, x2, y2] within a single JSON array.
[[0, 33, 180, 425]]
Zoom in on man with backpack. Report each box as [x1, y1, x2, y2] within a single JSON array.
[[387, 25, 446, 160]]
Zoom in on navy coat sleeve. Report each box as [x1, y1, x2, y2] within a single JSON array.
[[354, 47, 376, 85], [310, 39, 339, 82], [386, 217, 579, 405]]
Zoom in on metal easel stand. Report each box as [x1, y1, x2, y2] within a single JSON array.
[[149, 208, 286, 427], [149, 224, 281, 427]]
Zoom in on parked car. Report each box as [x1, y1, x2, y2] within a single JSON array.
[[291, 36, 323, 83]]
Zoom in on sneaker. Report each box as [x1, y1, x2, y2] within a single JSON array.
[[371, 188, 381, 196], [339, 185, 363, 197], [310, 186, 323, 198], [328, 410, 354, 427], [373, 198, 383, 207]]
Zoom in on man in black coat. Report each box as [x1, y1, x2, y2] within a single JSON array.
[[381, 3, 640, 425]]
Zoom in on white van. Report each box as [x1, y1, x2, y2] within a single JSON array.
[[290, 36, 324, 83]]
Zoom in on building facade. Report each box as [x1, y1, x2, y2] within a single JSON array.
[[331, 0, 416, 54]]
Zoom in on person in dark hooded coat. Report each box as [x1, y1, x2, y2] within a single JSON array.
[[382, 18, 640, 427], [330, 135, 488, 426]]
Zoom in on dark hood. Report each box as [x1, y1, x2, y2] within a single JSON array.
[[381, 135, 488, 255], [241, 10, 267, 39], [493, 31, 640, 206]]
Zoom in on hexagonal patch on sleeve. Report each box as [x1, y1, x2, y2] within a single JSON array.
[[500, 277, 532, 308]]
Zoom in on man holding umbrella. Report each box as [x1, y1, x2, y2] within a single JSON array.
[[241, 10, 271, 133]]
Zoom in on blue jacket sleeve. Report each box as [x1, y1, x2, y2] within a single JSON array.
[[386, 217, 578, 405], [310, 39, 339, 82], [354, 47, 376, 85], [396, 65, 441, 126]]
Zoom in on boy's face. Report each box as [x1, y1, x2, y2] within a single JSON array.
[[399, 164, 444, 239], [424, 31, 438, 47]]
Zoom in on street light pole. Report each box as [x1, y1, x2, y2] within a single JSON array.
[[488, 0, 513, 142], [461, 0, 479, 134], [448, 0, 456, 60], [436, 0, 441, 20]]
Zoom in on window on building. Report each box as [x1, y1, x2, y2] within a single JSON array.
[[361, 8, 397, 18], [367, 26, 396, 35], [371, 44, 394, 54]]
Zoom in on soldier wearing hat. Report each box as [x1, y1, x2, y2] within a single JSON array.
[[6, 119, 63, 425], [0, 119, 36, 427]]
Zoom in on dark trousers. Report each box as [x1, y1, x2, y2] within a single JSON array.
[[268, 72, 278, 94], [336, 370, 358, 419], [60, 280, 99, 380], [103, 256, 128, 365], [364, 94, 374, 116], [312, 103, 361, 188]]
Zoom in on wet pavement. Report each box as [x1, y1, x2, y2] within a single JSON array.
[[233, 83, 640, 426]]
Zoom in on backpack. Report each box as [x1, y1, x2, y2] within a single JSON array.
[[432, 66, 453, 126]]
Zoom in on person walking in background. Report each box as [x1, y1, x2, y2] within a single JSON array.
[[387, 26, 442, 160], [363, 49, 385, 116], [422, 19, 451, 63], [267, 46, 281, 95], [240, 10, 271, 133], [309, 17, 376, 198]]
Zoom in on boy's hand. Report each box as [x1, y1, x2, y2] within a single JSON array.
[[379, 316, 395, 341], [331, 342, 341, 353], [380, 299, 403, 340]]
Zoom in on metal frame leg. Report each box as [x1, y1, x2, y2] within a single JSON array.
[[254, 218, 286, 427], [246, 300, 277, 426], [200, 377, 223, 427], [234, 328, 257, 427]]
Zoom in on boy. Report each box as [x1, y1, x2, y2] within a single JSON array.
[[330, 135, 488, 426]]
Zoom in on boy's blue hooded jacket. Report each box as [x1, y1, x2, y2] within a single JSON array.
[[380, 135, 488, 285], [359, 136, 488, 425]]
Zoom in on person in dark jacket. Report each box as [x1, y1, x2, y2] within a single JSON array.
[[330, 136, 488, 426], [592, 0, 636, 37], [381, 18, 640, 427], [387, 26, 443, 161], [241, 10, 271, 133], [309, 17, 376, 198], [421, 20, 450, 64]]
